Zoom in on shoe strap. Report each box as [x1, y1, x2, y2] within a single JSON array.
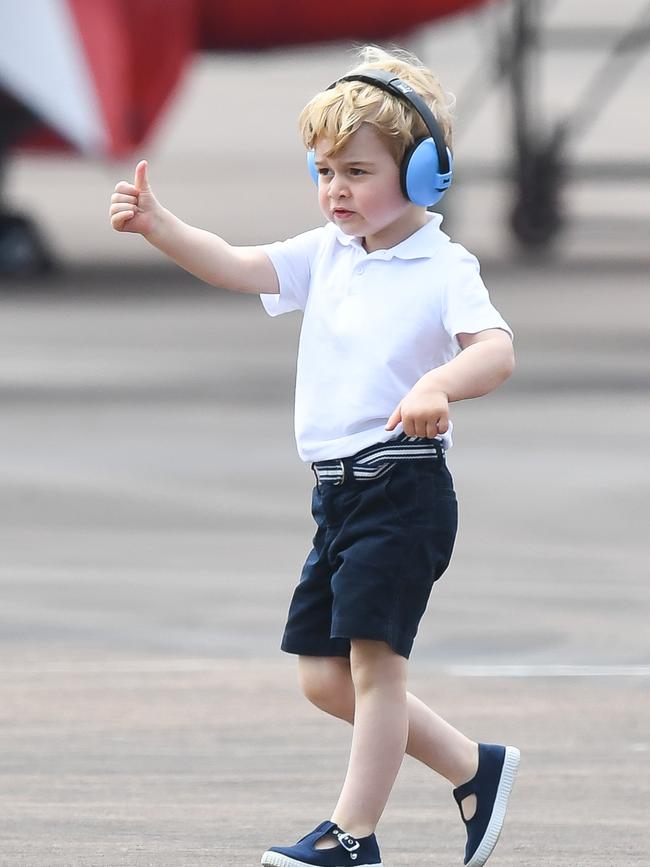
[[301, 821, 338, 845], [331, 826, 361, 853], [452, 779, 478, 824], [453, 779, 477, 803]]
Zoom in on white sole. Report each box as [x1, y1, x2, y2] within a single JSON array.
[[261, 853, 383, 867], [466, 745, 520, 867]]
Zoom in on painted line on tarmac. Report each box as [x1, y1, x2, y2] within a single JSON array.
[[0, 661, 649, 677], [444, 664, 650, 677], [0, 659, 240, 674]]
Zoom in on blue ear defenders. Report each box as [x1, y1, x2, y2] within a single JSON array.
[[306, 69, 453, 207]]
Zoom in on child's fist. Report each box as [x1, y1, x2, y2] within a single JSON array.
[[386, 387, 450, 438], [109, 159, 160, 236]]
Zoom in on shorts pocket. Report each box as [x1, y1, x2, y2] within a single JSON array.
[[382, 460, 457, 526]]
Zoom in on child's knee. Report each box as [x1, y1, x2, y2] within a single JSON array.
[[298, 655, 353, 718], [349, 639, 408, 691]]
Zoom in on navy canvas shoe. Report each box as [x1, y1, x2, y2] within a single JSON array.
[[452, 743, 520, 867], [261, 820, 383, 867]]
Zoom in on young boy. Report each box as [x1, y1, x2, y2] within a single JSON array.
[[110, 45, 519, 867]]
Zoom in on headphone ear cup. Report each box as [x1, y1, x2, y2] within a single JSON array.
[[401, 138, 453, 206], [306, 150, 319, 185]]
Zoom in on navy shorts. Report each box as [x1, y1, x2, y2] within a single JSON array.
[[281, 437, 458, 660]]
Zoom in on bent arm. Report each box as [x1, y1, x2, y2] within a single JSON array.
[[146, 208, 279, 295], [420, 329, 515, 401], [385, 329, 515, 436]]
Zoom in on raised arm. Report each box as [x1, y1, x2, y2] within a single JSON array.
[[109, 160, 279, 295]]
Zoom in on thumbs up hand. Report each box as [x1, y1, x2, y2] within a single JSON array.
[[109, 159, 162, 236]]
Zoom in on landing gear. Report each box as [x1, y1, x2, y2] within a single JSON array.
[[506, 0, 565, 250], [506, 0, 650, 251]]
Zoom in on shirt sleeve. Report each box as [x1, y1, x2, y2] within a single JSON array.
[[259, 227, 325, 317], [441, 247, 513, 347]]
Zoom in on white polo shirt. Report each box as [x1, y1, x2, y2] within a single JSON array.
[[260, 213, 512, 463]]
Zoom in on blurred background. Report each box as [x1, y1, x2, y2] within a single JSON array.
[[0, 1, 649, 865], [2, 0, 649, 266]]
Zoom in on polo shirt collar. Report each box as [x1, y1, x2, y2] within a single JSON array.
[[332, 212, 444, 260]]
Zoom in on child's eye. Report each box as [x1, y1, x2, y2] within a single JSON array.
[[349, 168, 366, 176], [318, 167, 333, 177]]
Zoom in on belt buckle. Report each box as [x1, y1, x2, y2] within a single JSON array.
[[333, 458, 345, 485]]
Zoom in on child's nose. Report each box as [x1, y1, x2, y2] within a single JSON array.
[[329, 175, 349, 198]]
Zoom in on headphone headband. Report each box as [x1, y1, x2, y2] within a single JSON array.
[[329, 70, 451, 176]]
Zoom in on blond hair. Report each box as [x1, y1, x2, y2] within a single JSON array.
[[299, 45, 455, 164]]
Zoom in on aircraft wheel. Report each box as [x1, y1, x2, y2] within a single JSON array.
[[0, 214, 54, 277], [509, 143, 564, 250], [510, 196, 562, 248]]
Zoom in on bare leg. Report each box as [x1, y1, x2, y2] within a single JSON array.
[[317, 640, 408, 843], [299, 652, 479, 844]]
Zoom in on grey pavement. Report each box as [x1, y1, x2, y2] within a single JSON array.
[[1, 259, 649, 866]]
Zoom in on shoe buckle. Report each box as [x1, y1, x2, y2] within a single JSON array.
[[337, 832, 360, 855]]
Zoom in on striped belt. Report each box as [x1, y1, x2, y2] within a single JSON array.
[[311, 435, 444, 486]]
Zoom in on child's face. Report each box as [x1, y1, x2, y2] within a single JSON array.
[[313, 124, 427, 252]]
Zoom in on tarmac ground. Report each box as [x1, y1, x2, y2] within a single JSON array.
[[1, 259, 649, 866]]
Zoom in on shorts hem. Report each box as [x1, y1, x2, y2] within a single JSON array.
[[281, 635, 351, 658], [331, 624, 415, 660]]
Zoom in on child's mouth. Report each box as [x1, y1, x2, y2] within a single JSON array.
[[333, 208, 355, 219]]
